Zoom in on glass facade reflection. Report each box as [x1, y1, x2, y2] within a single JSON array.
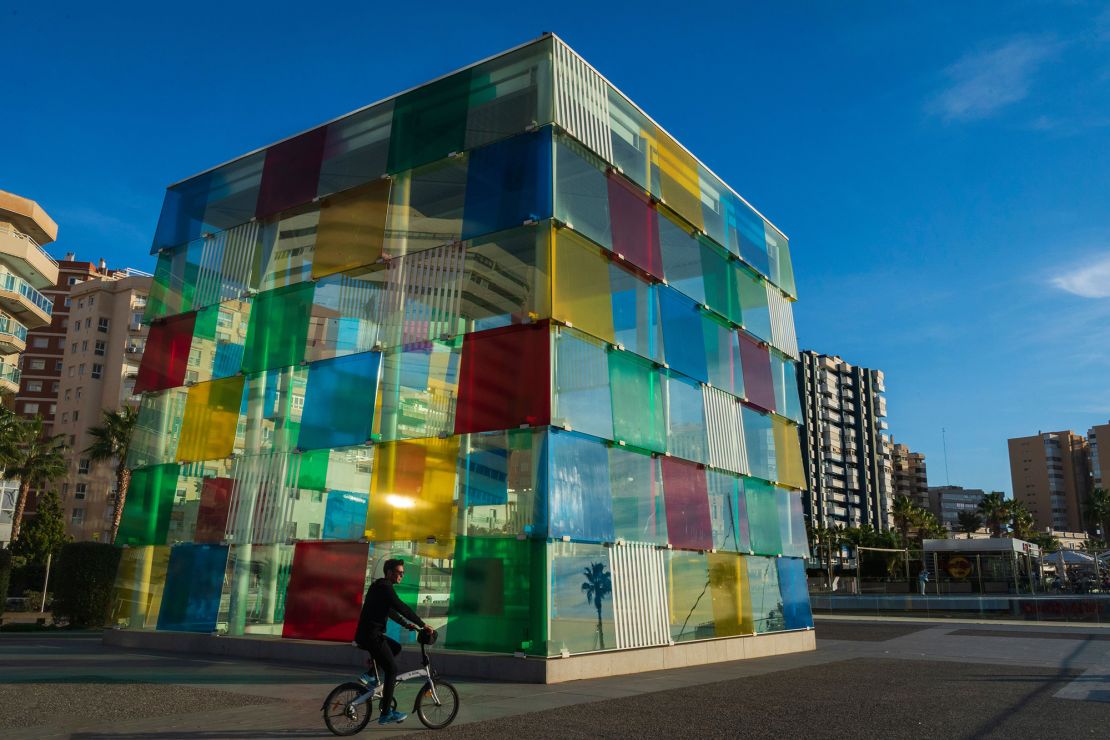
[[114, 35, 810, 657]]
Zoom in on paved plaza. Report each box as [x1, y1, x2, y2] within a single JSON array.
[[3, 619, 1110, 738]]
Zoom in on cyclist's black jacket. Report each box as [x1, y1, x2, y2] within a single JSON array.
[[354, 578, 425, 647]]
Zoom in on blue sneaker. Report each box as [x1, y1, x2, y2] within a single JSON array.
[[378, 710, 407, 725], [358, 673, 377, 688]]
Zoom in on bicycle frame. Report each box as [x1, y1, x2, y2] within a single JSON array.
[[347, 642, 444, 711]]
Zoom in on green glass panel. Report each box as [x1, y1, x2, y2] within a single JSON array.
[[116, 464, 180, 546], [733, 263, 771, 341], [388, 70, 472, 173], [608, 349, 665, 453], [699, 238, 736, 324], [746, 555, 786, 633], [549, 541, 615, 655], [778, 491, 809, 559], [127, 388, 187, 469], [766, 225, 796, 298], [610, 445, 667, 545], [446, 536, 546, 654], [667, 549, 715, 642], [745, 477, 783, 556], [241, 282, 315, 374], [742, 405, 776, 482], [297, 448, 330, 491]]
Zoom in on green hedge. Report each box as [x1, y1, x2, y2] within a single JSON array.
[[0, 548, 10, 602], [51, 543, 122, 628]]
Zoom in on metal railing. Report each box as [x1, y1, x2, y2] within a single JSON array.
[[0, 271, 53, 315], [0, 222, 59, 267]]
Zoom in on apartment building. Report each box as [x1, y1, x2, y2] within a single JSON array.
[[1008, 431, 1091, 533], [0, 190, 60, 545], [55, 272, 150, 541], [797, 352, 892, 530], [926, 485, 989, 531], [15, 256, 118, 433], [891, 442, 928, 509], [1088, 422, 1110, 494]]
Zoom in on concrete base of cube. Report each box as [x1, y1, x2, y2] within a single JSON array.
[[102, 628, 814, 684]]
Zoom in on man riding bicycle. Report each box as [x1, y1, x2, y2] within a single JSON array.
[[354, 558, 432, 725]]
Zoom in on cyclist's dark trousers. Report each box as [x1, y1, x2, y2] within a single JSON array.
[[366, 630, 402, 714]]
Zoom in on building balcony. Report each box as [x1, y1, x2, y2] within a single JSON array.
[[0, 313, 27, 354], [0, 222, 59, 290], [0, 361, 21, 394], [0, 271, 52, 328]]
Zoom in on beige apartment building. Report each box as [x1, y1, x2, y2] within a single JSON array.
[[0, 190, 60, 545], [54, 273, 150, 541], [1008, 430, 1091, 533], [1089, 422, 1110, 496], [891, 442, 928, 509]]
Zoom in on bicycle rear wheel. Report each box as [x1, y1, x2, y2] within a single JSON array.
[[416, 679, 459, 729], [322, 682, 373, 736]]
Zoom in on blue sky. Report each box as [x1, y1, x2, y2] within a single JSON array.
[[4, 1, 1109, 495]]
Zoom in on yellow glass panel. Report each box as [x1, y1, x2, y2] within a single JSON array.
[[177, 375, 246, 462], [366, 437, 460, 544], [312, 179, 391, 279], [708, 552, 753, 636], [552, 228, 614, 344], [651, 132, 704, 232], [772, 417, 806, 489], [666, 550, 716, 642], [108, 545, 171, 629]]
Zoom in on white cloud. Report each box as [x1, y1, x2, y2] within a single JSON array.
[[929, 36, 1063, 121], [1051, 254, 1110, 298]]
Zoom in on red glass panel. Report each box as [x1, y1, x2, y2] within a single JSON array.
[[255, 127, 328, 219], [282, 541, 369, 641], [661, 456, 712, 550], [738, 333, 776, 412], [194, 477, 232, 544], [607, 173, 662, 279], [134, 312, 197, 394], [453, 321, 551, 435]]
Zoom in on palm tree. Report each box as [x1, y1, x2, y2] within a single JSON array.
[[1, 417, 67, 542], [581, 562, 612, 649], [891, 495, 918, 546], [957, 511, 983, 539], [977, 492, 1010, 538], [1084, 488, 1110, 540], [1009, 500, 1036, 541], [84, 407, 138, 542]]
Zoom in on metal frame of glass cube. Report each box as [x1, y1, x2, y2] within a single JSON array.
[[112, 34, 813, 657]]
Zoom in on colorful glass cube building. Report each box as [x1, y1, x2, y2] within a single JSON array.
[[112, 34, 813, 663]]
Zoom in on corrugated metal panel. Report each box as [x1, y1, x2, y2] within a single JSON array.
[[553, 39, 613, 162], [704, 385, 748, 475], [610, 542, 670, 649], [767, 285, 799, 359]]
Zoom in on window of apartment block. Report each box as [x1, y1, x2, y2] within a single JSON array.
[[98, 318, 110, 333], [61, 412, 69, 422], [67, 277, 78, 286], [30, 359, 45, 370], [26, 380, 42, 392], [89, 296, 95, 307], [78, 458, 90, 474], [85, 318, 91, 329], [68, 435, 75, 445], [78, 300, 85, 309], [78, 364, 85, 376], [64, 389, 71, 401], [308, 522, 322, 539], [75, 483, 87, 499], [131, 311, 142, 328], [91, 364, 103, 380], [62, 483, 69, 496], [70, 342, 77, 353], [31, 337, 49, 349], [51, 382, 58, 392], [23, 402, 39, 414], [73, 321, 80, 332], [64, 297, 71, 307], [54, 360, 63, 371], [133, 295, 147, 308], [94, 340, 106, 356], [185, 370, 199, 384], [70, 508, 84, 524], [73, 410, 80, 421], [76, 387, 82, 400], [49, 403, 55, 415], [81, 340, 88, 352]]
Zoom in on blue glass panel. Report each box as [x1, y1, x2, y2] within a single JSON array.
[[462, 446, 508, 506], [553, 329, 613, 440], [778, 491, 809, 558], [742, 405, 776, 482], [610, 445, 667, 545], [323, 490, 370, 540], [746, 555, 785, 633], [665, 373, 708, 464], [157, 544, 229, 633], [153, 173, 212, 254], [707, 470, 748, 553], [298, 352, 382, 450], [659, 287, 707, 382], [462, 128, 553, 240], [777, 558, 814, 630], [727, 194, 770, 278], [610, 262, 662, 363], [548, 429, 614, 543]]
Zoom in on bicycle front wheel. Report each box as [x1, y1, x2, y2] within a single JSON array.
[[416, 679, 460, 729], [322, 682, 373, 736]]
